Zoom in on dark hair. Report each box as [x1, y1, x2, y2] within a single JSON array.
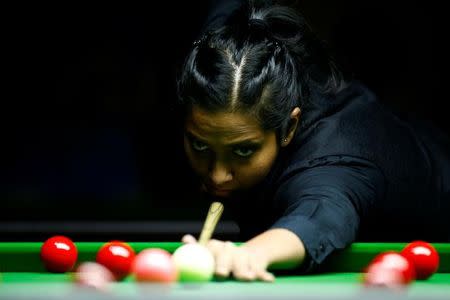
[[177, 3, 345, 141]]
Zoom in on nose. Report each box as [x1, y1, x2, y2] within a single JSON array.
[[209, 160, 233, 186]]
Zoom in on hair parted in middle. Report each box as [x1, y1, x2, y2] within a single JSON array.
[[177, 2, 345, 141]]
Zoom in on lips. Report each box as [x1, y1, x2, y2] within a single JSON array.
[[210, 188, 232, 197], [203, 184, 233, 197]]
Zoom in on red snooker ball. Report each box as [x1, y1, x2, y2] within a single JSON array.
[[132, 248, 178, 283], [96, 241, 136, 280], [401, 241, 440, 280], [40, 235, 78, 273], [365, 251, 416, 285]]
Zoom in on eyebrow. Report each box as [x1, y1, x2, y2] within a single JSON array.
[[185, 131, 263, 147]]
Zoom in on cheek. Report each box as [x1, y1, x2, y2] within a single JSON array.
[[184, 141, 208, 176], [235, 149, 277, 188]]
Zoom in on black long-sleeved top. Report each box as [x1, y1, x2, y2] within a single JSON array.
[[202, 0, 450, 271]]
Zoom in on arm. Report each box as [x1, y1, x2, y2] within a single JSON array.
[[269, 159, 385, 271], [235, 159, 383, 279]]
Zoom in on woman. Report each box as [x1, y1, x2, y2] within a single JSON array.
[[176, 1, 450, 281]]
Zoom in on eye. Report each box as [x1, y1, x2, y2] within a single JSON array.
[[191, 139, 209, 152], [233, 147, 254, 157]]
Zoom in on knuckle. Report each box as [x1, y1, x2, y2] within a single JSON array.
[[207, 239, 223, 248], [215, 267, 229, 277]]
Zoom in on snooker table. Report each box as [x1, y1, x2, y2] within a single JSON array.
[[0, 242, 449, 300]]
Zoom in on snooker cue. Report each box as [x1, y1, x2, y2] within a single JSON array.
[[198, 201, 224, 245]]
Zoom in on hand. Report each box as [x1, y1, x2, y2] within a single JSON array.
[[182, 234, 275, 282]]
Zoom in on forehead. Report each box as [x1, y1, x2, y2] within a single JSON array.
[[185, 106, 265, 140]]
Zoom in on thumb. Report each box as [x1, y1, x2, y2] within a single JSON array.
[[181, 234, 197, 244]]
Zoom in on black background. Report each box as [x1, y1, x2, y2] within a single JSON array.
[[1, 1, 446, 240]]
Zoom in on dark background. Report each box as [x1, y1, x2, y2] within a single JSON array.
[[1, 1, 446, 241]]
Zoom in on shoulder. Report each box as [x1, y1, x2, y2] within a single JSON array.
[[276, 154, 384, 188], [294, 80, 418, 162]]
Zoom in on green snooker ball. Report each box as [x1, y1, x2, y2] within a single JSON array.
[[172, 244, 215, 282]]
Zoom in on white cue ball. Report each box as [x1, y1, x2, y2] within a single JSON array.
[[172, 244, 215, 282]]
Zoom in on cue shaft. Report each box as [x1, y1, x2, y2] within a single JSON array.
[[198, 201, 224, 245]]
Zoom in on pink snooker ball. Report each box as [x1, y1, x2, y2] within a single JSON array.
[[132, 248, 178, 283], [74, 262, 115, 291]]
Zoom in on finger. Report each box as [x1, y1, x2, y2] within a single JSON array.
[[247, 251, 274, 282], [206, 239, 224, 253], [181, 234, 197, 244], [205, 239, 225, 264], [214, 241, 234, 278], [232, 250, 256, 281], [234, 265, 256, 281], [255, 269, 275, 282]]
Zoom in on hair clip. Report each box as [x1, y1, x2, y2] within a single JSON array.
[[192, 32, 211, 47], [193, 39, 202, 47], [267, 40, 281, 51]]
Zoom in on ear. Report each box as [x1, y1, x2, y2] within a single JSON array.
[[281, 107, 301, 147]]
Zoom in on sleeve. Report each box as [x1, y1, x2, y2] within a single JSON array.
[[270, 157, 385, 272]]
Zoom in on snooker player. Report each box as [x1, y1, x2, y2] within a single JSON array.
[[175, 0, 450, 281]]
